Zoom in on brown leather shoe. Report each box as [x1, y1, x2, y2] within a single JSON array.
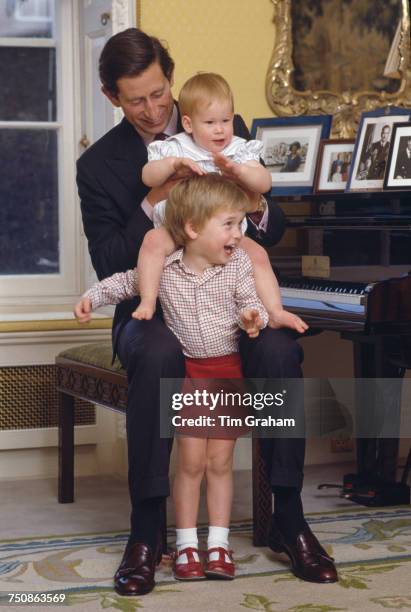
[[268, 520, 338, 584], [114, 542, 161, 596]]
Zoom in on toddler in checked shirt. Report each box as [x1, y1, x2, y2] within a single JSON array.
[[75, 174, 274, 581]]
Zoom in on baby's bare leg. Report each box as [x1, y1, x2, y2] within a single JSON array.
[[133, 227, 176, 320], [240, 237, 308, 333], [240, 236, 282, 315]]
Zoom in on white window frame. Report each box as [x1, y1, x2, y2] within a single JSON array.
[[0, 0, 83, 311], [15, 0, 53, 22]]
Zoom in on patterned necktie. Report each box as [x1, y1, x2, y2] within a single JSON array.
[[154, 132, 168, 141]]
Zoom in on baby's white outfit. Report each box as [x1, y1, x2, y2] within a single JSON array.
[[147, 132, 263, 231]]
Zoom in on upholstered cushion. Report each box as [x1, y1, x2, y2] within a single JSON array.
[[57, 342, 125, 373]]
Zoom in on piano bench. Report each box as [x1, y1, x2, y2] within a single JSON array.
[[55, 342, 272, 546]]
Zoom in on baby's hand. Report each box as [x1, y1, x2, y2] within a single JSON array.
[[269, 309, 308, 334], [241, 309, 264, 338], [147, 177, 181, 204], [74, 297, 92, 324], [213, 153, 242, 181], [172, 158, 205, 179]]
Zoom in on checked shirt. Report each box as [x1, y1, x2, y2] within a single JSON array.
[[84, 247, 268, 358]]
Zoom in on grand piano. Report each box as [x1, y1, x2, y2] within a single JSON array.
[[275, 191, 411, 504]]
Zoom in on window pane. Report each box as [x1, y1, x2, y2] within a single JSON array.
[[0, 129, 59, 275], [0, 0, 54, 38], [0, 47, 56, 121]]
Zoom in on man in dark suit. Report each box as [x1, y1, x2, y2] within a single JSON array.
[[77, 28, 337, 596], [395, 136, 411, 179], [367, 124, 391, 180]]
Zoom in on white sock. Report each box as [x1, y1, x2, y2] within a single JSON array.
[[175, 528, 199, 564], [207, 526, 232, 563]]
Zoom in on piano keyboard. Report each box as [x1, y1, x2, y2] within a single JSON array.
[[279, 277, 375, 331], [280, 278, 373, 306]]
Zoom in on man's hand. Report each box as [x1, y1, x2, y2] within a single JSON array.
[[240, 309, 264, 338], [268, 309, 308, 334], [245, 191, 262, 213], [74, 297, 92, 323]]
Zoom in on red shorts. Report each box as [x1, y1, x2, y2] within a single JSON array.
[[185, 353, 243, 379], [177, 353, 249, 439]]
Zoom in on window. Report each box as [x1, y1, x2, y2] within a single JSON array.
[[0, 0, 81, 307]]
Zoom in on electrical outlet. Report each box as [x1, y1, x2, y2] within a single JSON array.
[[331, 438, 353, 453]]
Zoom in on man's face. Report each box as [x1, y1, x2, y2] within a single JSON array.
[[381, 126, 390, 144], [103, 61, 174, 140]]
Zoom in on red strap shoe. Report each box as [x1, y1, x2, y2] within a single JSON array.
[[205, 547, 235, 579], [172, 547, 206, 581]]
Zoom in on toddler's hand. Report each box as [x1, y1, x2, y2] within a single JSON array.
[[74, 297, 92, 324], [241, 309, 264, 338], [172, 158, 205, 179], [269, 309, 308, 334], [132, 299, 156, 321]]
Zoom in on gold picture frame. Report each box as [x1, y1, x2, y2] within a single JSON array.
[[266, 0, 411, 138]]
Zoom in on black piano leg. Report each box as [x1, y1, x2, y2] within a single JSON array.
[[355, 439, 398, 484], [377, 438, 400, 483], [341, 334, 408, 506], [352, 336, 382, 484], [357, 438, 377, 482]]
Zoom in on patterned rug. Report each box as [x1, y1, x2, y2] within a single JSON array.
[[1, 506, 411, 611]]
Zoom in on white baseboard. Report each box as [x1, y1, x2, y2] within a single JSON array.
[[0, 425, 96, 450]]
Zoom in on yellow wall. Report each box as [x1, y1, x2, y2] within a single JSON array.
[[138, 0, 275, 130]]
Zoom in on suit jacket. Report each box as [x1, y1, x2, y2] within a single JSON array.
[[368, 140, 390, 179], [77, 112, 286, 330], [395, 147, 411, 179]]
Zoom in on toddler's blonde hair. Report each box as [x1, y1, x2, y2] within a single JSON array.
[[164, 174, 248, 246]]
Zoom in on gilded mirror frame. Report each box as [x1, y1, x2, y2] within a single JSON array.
[[266, 0, 411, 138]]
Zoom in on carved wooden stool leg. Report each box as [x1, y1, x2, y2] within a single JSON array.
[[58, 390, 75, 503], [252, 438, 272, 546]]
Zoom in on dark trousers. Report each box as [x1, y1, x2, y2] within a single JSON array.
[[115, 315, 185, 509], [240, 327, 305, 491], [116, 317, 305, 514]]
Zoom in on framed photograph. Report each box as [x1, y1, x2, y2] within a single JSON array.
[[313, 139, 355, 193], [347, 106, 411, 192], [251, 115, 332, 195], [383, 122, 411, 190]]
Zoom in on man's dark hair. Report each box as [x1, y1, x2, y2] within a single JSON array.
[[99, 28, 174, 95]]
